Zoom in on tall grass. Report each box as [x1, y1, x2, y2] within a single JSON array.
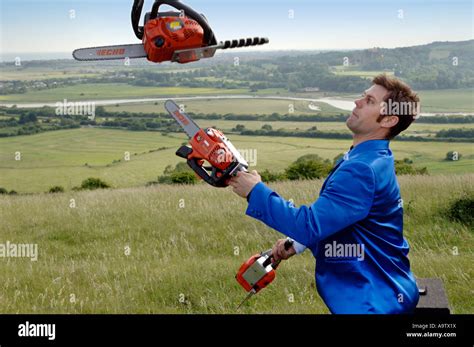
[[0, 174, 472, 313]]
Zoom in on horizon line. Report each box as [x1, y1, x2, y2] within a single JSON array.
[[1, 38, 472, 63]]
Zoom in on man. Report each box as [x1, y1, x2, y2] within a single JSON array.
[[229, 74, 420, 314]]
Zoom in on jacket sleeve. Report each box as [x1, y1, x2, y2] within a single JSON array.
[[245, 161, 375, 249]]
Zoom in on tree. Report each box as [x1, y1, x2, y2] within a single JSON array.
[[260, 169, 287, 183], [394, 160, 427, 175], [163, 165, 174, 175], [447, 195, 473, 226], [445, 151, 462, 161], [18, 113, 37, 124], [49, 186, 65, 193], [170, 172, 197, 184], [261, 124, 273, 131], [233, 124, 246, 132], [285, 160, 332, 180], [174, 162, 192, 172], [76, 178, 111, 190], [158, 162, 195, 185], [296, 153, 330, 165]]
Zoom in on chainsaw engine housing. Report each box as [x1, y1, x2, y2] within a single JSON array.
[[143, 16, 204, 63], [236, 252, 276, 293], [177, 127, 249, 187], [133, 0, 217, 64]]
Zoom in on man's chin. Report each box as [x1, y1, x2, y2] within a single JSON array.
[[345, 119, 358, 135], [346, 118, 355, 129]]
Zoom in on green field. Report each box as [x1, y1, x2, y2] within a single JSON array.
[[102, 96, 473, 136], [417, 89, 474, 113], [0, 128, 472, 193], [0, 64, 196, 81], [1, 77, 472, 114], [331, 66, 395, 79], [0, 128, 184, 193], [196, 119, 473, 135], [332, 89, 473, 113], [0, 174, 472, 313], [0, 84, 250, 103], [104, 98, 346, 115], [0, 65, 103, 81], [331, 66, 473, 113]]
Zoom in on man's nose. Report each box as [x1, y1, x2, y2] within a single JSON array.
[[354, 98, 363, 108]]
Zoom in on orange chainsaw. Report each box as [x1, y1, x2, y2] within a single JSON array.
[[235, 239, 294, 309], [73, 0, 269, 64], [164, 100, 248, 187]]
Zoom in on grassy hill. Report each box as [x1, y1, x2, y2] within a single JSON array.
[[0, 175, 472, 313], [0, 128, 473, 193], [0, 84, 249, 103]]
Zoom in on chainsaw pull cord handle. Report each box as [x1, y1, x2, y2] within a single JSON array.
[[131, 0, 145, 40], [262, 239, 294, 269], [149, 0, 217, 46]]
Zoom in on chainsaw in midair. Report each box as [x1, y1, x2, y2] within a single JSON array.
[[164, 100, 248, 187], [73, 0, 269, 64], [235, 239, 294, 309]]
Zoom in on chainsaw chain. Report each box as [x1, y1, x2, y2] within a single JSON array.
[[221, 37, 269, 49]]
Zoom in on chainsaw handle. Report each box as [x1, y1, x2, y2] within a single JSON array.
[[149, 0, 217, 46], [131, 0, 145, 39], [262, 239, 294, 268], [283, 238, 294, 251], [187, 157, 232, 188], [188, 157, 222, 187], [176, 145, 218, 186]]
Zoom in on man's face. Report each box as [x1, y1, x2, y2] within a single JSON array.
[[346, 84, 389, 136]]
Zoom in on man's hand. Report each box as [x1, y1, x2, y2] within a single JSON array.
[[228, 170, 261, 198], [272, 238, 296, 262]]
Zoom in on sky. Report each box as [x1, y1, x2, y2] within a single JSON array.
[[0, 0, 473, 60]]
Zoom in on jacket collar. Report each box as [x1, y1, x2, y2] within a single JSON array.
[[347, 139, 390, 159]]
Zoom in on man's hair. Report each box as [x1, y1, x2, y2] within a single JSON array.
[[372, 74, 420, 140]]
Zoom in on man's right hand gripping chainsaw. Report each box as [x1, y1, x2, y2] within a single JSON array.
[[165, 100, 248, 187]]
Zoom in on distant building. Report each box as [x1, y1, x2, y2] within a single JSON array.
[[299, 87, 320, 92]]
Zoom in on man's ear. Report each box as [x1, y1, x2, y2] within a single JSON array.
[[380, 115, 399, 129]]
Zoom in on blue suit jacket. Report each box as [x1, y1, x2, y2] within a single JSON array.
[[246, 139, 419, 313]]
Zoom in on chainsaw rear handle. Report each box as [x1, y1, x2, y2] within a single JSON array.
[[262, 239, 294, 269], [149, 0, 217, 46], [187, 157, 244, 187], [188, 157, 227, 187], [175, 145, 216, 186]]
